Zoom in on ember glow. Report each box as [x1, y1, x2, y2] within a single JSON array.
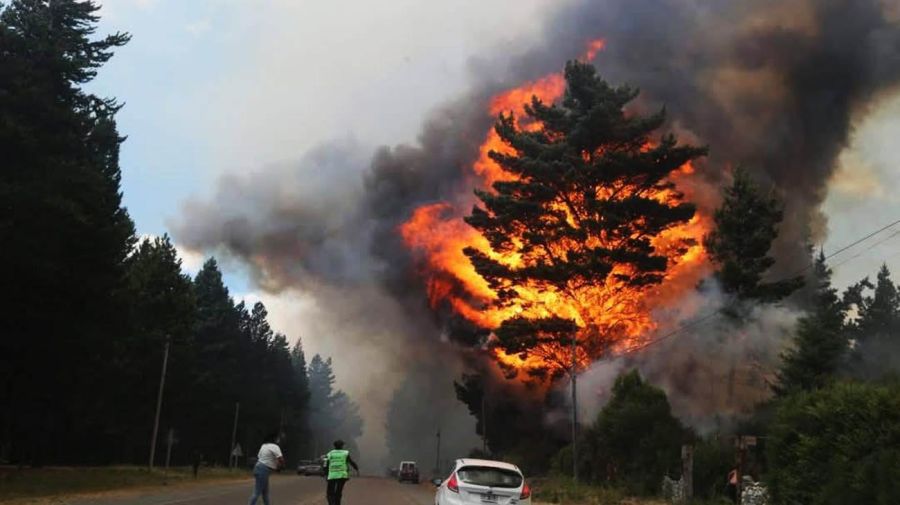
[[400, 40, 712, 378]]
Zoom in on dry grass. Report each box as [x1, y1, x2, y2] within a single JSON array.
[[0, 465, 248, 503]]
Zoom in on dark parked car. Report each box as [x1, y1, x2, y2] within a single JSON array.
[[398, 460, 419, 483], [297, 458, 325, 476]]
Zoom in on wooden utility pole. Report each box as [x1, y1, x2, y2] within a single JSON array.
[[164, 428, 175, 483], [481, 378, 488, 453], [571, 334, 578, 483], [682, 445, 694, 500], [149, 335, 171, 470], [435, 429, 442, 476], [481, 395, 486, 452], [734, 435, 755, 505]]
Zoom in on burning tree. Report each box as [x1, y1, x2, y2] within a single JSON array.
[[463, 61, 707, 380]]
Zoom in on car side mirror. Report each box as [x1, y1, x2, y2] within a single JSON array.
[[431, 478, 443, 486]]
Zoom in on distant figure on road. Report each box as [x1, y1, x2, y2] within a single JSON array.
[[324, 439, 359, 505], [248, 432, 284, 505], [192, 450, 202, 478]]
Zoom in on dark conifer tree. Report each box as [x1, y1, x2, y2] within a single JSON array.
[[453, 373, 548, 458], [244, 302, 279, 435], [307, 354, 337, 452], [843, 264, 900, 378], [0, 0, 134, 463], [704, 169, 802, 303], [330, 390, 364, 454], [112, 236, 196, 462], [307, 354, 363, 454], [853, 264, 900, 340], [775, 251, 848, 395], [287, 340, 311, 460], [291, 340, 310, 405], [187, 258, 243, 462]]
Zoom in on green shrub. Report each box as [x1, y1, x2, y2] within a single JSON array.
[[501, 437, 563, 477], [578, 370, 687, 495], [767, 381, 900, 504], [549, 444, 573, 477]]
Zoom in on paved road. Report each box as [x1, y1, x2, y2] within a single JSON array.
[[66, 475, 434, 505]]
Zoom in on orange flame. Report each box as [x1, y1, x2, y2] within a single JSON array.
[[583, 39, 606, 61], [400, 39, 712, 379]]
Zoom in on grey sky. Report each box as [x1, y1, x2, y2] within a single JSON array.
[[823, 92, 900, 289]]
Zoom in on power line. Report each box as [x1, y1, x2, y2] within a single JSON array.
[[817, 218, 900, 266], [617, 217, 900, 357], [621, 310, 721, 355], [828, 230, 900, 270]]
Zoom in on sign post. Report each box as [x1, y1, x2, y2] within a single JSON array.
[[231, 443, 243, 469], [229, 402, 240, 469], [164, 429, 176, 484]]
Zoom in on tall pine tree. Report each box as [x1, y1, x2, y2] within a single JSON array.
[[0, 0, 134, 463], [286, 339, 311, 460], [291, 340, 310, 406], [843, 264, 900, 378], [704, 169, 802, 303], [307, 354, 363, 455], [775, 251, 848, 395], [851, 264, 900, 340], [187, 258, 244, 463], [464, 61, 706, 377], [113, 235, 196, 462], [307, 354, 336, 453]]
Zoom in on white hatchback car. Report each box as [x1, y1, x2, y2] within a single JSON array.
[[433, 458, 531, 505]]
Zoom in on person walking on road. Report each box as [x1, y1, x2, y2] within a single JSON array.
[[324, 439, 359, 505], [249, 432, 284, 505]]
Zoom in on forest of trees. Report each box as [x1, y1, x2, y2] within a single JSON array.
[[0, 0, 361, 467]]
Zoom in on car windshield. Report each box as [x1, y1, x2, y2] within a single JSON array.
[[401, 463, 416, 471], [457, 466, 523, 488]]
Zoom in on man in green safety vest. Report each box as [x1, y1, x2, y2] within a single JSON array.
[[324, 439, 359, 505]]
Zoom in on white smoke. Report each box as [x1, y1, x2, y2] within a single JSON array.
[[575, 281, 802, 434]]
